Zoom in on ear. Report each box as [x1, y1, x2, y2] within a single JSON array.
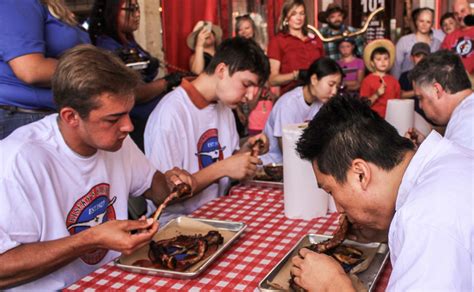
[[214, 63, 228, 80], [310, 74, 318, 86], [432, 82, 444, 99], [350, 158, 371, 191], [59, 107, 81, 128]]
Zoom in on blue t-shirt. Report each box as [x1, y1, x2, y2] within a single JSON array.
[[0, 0, 90, 110]]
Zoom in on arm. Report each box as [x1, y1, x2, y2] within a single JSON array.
[[8, 54, 57, 87], [268, 59, 297, 87], [0, 219, 158, 289], [189, 29, 210, 75], [134, 79, 168, 104]]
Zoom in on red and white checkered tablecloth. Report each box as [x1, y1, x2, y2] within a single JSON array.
[[66, 181, 391, 291]]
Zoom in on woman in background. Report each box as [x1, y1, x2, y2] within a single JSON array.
[[0, 0, 90, 138], [267, 0, 325, 95], [89, 0, 183, 150], [187, 20, 222, 75], [392, 7, 442, 79], [261, 57, 342, 164], [235, 14, 275, 136]]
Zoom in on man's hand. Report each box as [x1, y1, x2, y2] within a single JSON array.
[[92, 218, 159, 255], [222, 152, 260, 180], [346, 223, 388, 243], [244, 133, 269, 156], [164, 167, 196, 194], [404, 127, 425, 149], [291, 248, 354, 292]]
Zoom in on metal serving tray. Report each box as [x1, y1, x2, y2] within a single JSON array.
[[115, 216, 246, 279], [259, 234, 389, 292]]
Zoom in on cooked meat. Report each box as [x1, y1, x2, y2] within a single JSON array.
[[147, 231, 224, 271]]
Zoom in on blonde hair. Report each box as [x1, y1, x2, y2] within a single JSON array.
[[41, 0, 77, 27]]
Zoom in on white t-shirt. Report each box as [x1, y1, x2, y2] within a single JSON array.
[[387, 132, 473, 291], [260, 86, 323, 164], [0, 115, 155, 290], [445, 92, 474, 150], [144, 81, 239, 224]]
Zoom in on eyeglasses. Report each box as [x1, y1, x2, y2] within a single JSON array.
[[121, 3, 140, 13]]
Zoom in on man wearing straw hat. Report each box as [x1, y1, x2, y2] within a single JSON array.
[[291, 94, 472, 291], [409, 50, 473, 150], [0, 45, 195, 290]]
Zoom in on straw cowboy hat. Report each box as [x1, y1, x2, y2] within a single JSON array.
[[317, 3, 347, 24], [363, 39, 396, 72], [186, 20, 223, 50]]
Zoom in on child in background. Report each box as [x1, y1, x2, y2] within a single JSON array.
[[360, 39, 400, 118], [336, 38, 365, 96], [440, 12, 459, 35]]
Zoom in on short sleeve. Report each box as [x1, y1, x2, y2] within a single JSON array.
[[0, 178, 41, 254], [267, 35, 282, 62], [122, 137, 157, 197], [272, 99, 300, 138], [0, 0, 46, 62], [144, 103, 184, 172]]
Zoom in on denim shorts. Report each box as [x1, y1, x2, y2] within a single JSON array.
[[0, 108, 49, 139]]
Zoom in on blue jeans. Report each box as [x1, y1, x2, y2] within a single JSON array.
[[0, 109, 49, 139]]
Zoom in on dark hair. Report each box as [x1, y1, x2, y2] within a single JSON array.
[[411, 7, 434, 32], [204, 37, 270, 87], [89, 0, 134, 45], [440, 12, 456, 26], [235, 14, 257, 39], [370, 47, 390, 60], [296, 94, 415, 183], [278, 0, 308, 35], [409, 50, 472, 94], [303, 57, 344, 85], [53, 44, 140, 118]]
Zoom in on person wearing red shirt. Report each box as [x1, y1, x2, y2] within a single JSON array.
[[441, 0, 474, 75], [360, 39, 400, 118], [267, 0, 324, 95]]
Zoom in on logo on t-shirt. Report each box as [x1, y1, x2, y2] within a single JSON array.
[[195, 128, 226, 169], [455, 37, 473, 58], [66, 183, 117, 265]]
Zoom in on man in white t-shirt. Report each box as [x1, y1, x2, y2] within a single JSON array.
[[409, 50, 474, 149], [0, 45, 195, 290], [144, 38, 270, 224], [290, 95, 472, 291]]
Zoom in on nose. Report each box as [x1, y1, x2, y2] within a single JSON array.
[[121, 115, 134, 133], [245, 86, 257, 102], [331, 86, 338, 97]]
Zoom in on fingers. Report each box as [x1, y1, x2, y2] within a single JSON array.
[[124, 218, 155, 232]]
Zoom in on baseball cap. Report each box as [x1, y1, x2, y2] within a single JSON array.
[[410, 42, 431, 56]]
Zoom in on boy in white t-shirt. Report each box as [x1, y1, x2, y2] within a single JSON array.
[[144, 38, 270, 223], [0, 45, 195, 290]]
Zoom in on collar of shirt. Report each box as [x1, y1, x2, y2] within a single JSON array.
[[180, 77, 211, 109], [281, 32, 314, 43], [396, 131, 448, 210]]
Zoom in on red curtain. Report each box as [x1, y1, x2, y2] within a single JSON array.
[[267, 0, 284, 39], [162, 0, 222, 73]]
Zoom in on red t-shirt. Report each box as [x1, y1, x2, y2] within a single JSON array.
[[360, 73, 401, 118], [267, 33, 325, 94], [441, 27, 474, 74]]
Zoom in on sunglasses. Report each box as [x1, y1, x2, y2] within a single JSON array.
[[121, 3, 140, 13]]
